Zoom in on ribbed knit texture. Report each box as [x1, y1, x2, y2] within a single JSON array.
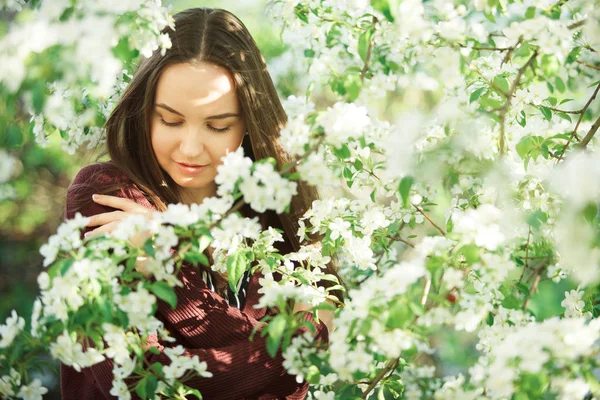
[[60, 163, 329, 400]]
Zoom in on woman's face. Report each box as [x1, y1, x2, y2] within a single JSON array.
[[151, 62, 246, 203]]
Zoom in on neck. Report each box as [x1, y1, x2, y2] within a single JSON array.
[[178, 182, 218, 205]]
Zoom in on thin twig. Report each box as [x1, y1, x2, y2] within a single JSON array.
[[567, 19, 587, 30], [516, 227, 532, 287], [386, 234, 415, 248], [522, 272, 542, 311], [576, 60, 600, 71], [498, 51, 538, 156], [420, 278, 431, 306], [360, 16, 378, 81], [545, 107, 584, 114], [557, 81, 600, 161], [413, 204, 447, 236], [578, 115, 600, 149], [360, 358, 398, 398]]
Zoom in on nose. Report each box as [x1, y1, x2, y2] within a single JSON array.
[[179, 127, 204, 158]]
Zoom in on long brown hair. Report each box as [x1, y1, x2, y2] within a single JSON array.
[[71, 8, 343, 302]]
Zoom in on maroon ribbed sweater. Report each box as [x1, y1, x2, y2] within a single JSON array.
[[60, 163, 328, 400]]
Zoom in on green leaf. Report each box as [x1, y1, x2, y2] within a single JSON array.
[[269, 314, 286, 341], [398, 176, 414, 208], [294, 5, 308, 23], [358, 27, 375, 63], [459, 244, 480, 264], [112, 36, 139, 62], [479, 95, 503, 110], [516, 282, 530, 297], [469, 87, 486, 103], [184, 388, 204, 400], [184, 252, 209, 266], [143, 238, 155, 257], [343, 72, 363, 102], [583, 367, 600, 394], [304, 48, 315, 58], [483, 11, 496, 22], [517, 110, 527, 127], [386, 300, 413, 329], [135, 376, 148, 399], [197, 235, 212, 253], [6, 125, 23, 148], [546, 97, 557, 106], [525, 6, 536, 18], [227, 251, 247, 294], [493, 76, 510, 94], [527, 210, 548, 229], [539, 105, 552, 121], [343, 166, 354, 187], [266, 333, 283, 358], [31, 81, 47, 114], [305, 365, 321, 384], [514, 43, 532, 58], [145, 375, 158, 399], [582, 202, 598, 223], [554, 77, 565, 93], [555, 112, 571, 123], [559, 98, 574, 105], [371, 0, 395, 21], [566, 46, 581, 64], [333, 144, 352, 159], [386, 379, 404, 397], [149, 281, 177, 309]]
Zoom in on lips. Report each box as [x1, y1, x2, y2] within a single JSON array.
[[176, 161, 208, 175], [177, 162, 206, 168]]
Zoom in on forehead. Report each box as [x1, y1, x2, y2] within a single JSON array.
[[155, 62, 239, 113]]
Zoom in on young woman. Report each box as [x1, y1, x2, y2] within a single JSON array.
[[61, 7, 340, 400]]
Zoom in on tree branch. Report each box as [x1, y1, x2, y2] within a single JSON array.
[[360, 358, 398, 398], [360, 16, 378, 81], [497, 51, 538, 156], [413, 204, 447, 236], [557, 81, 600, 161], [576, 60, 600, 71], [578, 115, 600, 149]]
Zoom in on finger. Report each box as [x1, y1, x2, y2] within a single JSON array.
[[92, 194, 148, 213], [86, 211, 125, 227], [84, 221, 120, 238]]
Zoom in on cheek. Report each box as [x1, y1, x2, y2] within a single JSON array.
[[212, 132, 246, 162], [150, 124, 172, 159]]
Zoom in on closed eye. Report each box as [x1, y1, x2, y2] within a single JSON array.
[[158, 117, 231, 133], [159, 117, 182, 127], [208, 125, 231, 133]]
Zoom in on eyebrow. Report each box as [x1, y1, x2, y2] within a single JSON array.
[[155, 103, 240, 120]]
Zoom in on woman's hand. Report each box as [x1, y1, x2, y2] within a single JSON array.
[[85, 194, 154, 246], [293, 299, 336, 335]]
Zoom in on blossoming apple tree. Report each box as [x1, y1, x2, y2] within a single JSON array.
[[1, 0, 600, 399]]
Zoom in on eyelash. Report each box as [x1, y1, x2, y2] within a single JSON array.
[[159, 117, 231, 133]]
